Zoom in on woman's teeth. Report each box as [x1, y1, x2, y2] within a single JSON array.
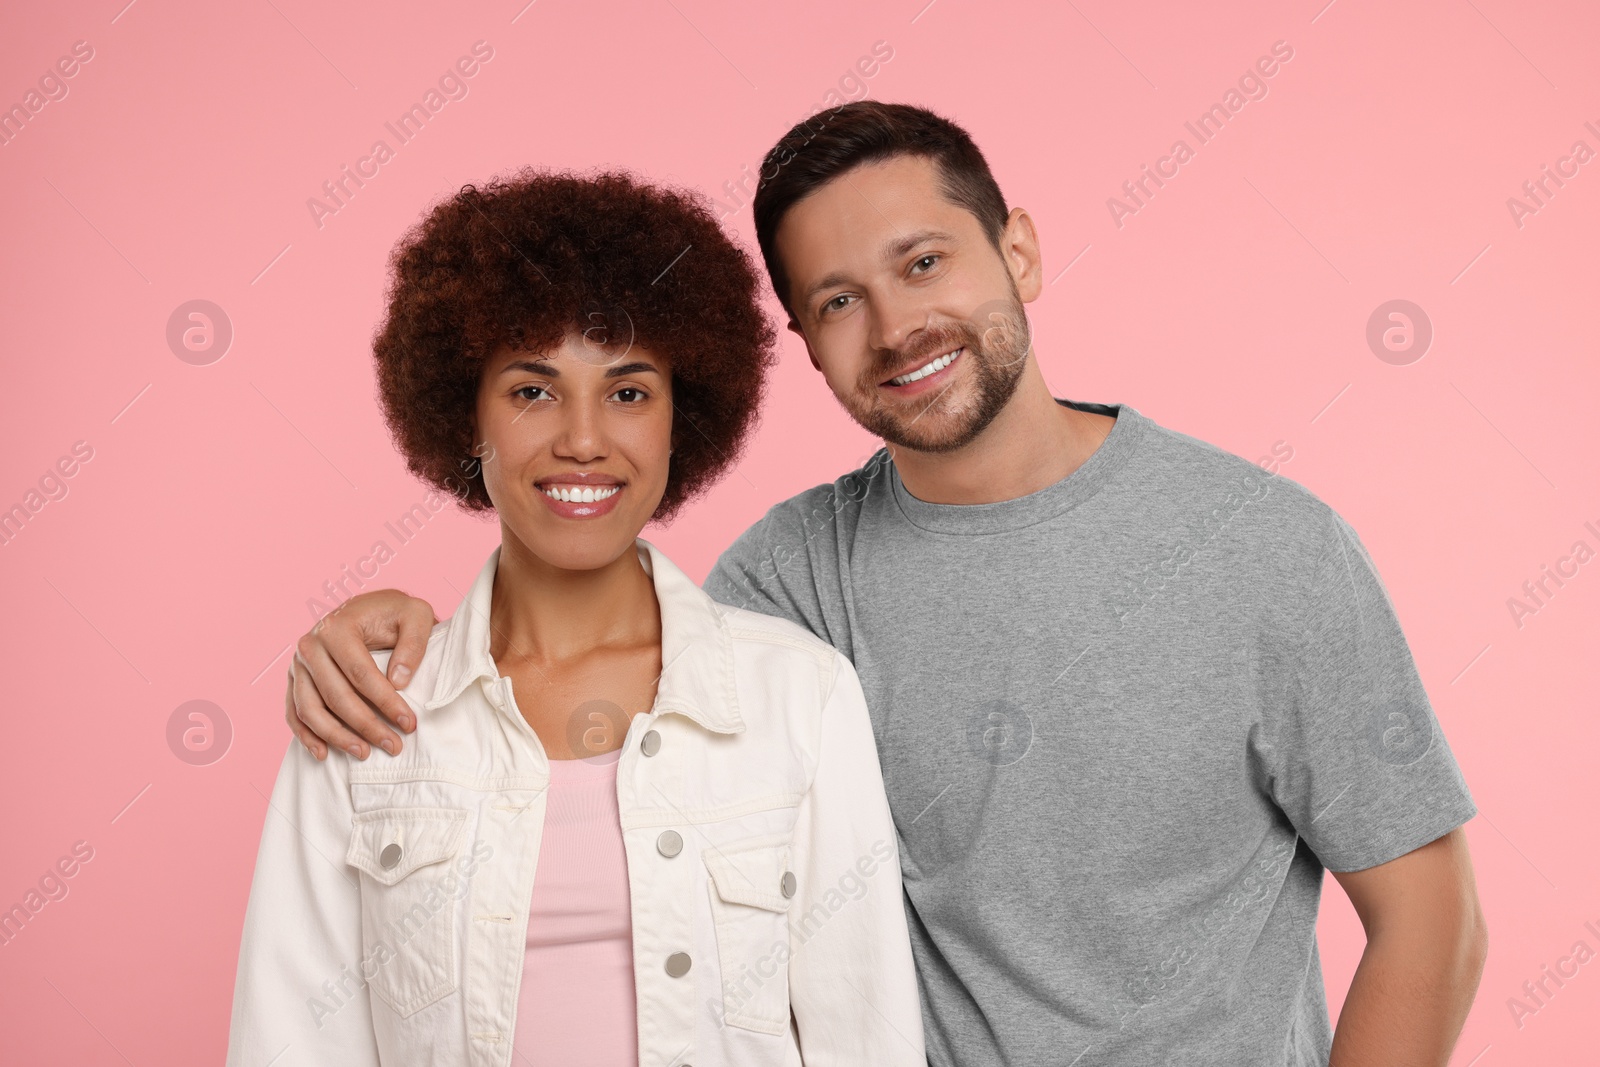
[[890, 348, 960, 386], [542, 485, 620, 503]]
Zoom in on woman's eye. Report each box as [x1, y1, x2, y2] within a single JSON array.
[[514, 385, 548, 402], [911, 254, 939, 273], [613, 387, 647, 403]]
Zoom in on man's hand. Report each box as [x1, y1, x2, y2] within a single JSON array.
[[1328, 827, 1488, 1066], [284, 590, 439, 760]]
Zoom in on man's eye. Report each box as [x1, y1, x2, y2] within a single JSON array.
[[912, 254, 940, 273], [515, 385, 548, 402], [824, 294, 851, 313]]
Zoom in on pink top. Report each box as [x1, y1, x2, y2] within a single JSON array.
[[512, 750, 637, 1065]]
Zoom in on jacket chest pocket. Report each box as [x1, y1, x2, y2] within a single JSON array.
[[346, 806, 470, 1017], [704, 838, 795, 1036]]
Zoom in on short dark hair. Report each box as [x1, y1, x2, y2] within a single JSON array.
[[373, 168, 777, 523], [752, 101, 1010, 317]]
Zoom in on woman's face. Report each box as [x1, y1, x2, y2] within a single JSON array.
[[474, 331, 673, 572]]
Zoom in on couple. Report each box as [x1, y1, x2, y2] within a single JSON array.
[[229, 102, 1487, 1066]]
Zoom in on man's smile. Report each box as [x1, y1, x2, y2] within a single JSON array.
[[881, 346, 963, 391]]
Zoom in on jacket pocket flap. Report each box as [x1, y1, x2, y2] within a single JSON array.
[[704, 839, 791, 912], [347, 807, 469, 885]]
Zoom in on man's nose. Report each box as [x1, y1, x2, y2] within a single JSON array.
[[866, 287, 930, 355]]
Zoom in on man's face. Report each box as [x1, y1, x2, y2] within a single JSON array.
[[775, 155, 1037, 453]]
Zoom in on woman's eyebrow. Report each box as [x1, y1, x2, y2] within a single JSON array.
[[499, 358, 661, 378], [603, 362, 662, 378], [502, 359, 559, 376]]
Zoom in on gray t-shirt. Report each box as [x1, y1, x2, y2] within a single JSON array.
[[704, 400, 1476, 1067]]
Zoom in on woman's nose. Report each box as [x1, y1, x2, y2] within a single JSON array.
[[552, 401, 607, 462]]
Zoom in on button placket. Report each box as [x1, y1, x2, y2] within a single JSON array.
[[627, 715, 701, 1054]]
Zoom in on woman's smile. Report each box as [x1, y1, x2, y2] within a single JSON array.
[[536, 474, 626, 519]]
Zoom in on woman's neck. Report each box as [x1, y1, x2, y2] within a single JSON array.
[[488, 534, 661, 666]]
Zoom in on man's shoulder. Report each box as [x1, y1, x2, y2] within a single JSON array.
[[716, 450, 893, 564], [1132, 413, 1339, 546], [753, 449, 893, 536], [703, 454, 891, 646]]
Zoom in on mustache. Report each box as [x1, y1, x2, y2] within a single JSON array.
[[867, 321, 979, 382]]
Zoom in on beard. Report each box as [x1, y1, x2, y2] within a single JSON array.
[[844, 290, 1032, 454]]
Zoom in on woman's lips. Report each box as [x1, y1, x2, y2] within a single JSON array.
[[537, 482, 624, 519]]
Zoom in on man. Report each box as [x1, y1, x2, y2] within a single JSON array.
[[284, 102, 1486, 1065]]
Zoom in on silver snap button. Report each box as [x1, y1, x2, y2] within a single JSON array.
[[664, 951, 692, 977], [379, 843, 402, 870], [657, 830, 683, 858], [780, 870, 797, 898], [640, 729, 661, 757]]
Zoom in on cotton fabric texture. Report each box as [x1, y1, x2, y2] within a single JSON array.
[[705, 400, 1477, 1067]]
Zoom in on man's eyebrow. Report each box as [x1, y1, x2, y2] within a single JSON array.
[[800, 229, 959, 307], [881, 229, 957, 261], [802, 271, 853, 307]]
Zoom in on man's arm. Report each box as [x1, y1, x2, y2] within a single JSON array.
[[1328, 828, 1488, 1067], [1262, 501, 1485, 1062], [287, 477, 849, 759], [285, 590, 438, 760]]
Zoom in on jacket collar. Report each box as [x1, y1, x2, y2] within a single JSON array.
[[422, 538, 744, 734]]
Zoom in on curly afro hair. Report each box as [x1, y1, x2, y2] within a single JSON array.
[[372, 167, 778, 523]]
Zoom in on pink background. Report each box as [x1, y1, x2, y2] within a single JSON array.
[[2, 0, 1596, 1063]]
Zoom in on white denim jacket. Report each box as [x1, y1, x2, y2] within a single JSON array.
[[226, 540, 925, 1067]]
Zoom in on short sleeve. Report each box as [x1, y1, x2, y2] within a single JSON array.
[[1265, 506, 1476, 873]]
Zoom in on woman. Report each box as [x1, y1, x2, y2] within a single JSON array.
[[226, 169, 924, 1066]]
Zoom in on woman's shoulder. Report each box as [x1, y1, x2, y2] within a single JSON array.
[[713, 602, 849, 716], [711, 603, 867, 768], [715, 601, 840, 665], [366, 617, 455, 712]]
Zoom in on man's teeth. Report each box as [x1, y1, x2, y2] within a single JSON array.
[[542, 485, 620, 503], [890, 348, 960, 386]]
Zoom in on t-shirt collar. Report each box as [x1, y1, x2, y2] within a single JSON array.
[[887, 400, 1147, 535]]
